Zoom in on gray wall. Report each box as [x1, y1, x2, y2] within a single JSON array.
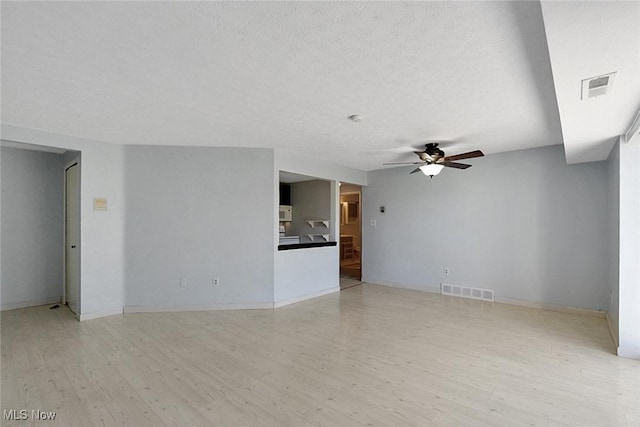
[[363, 144, 609, 311], [288, 180, 332, 242], [3, 126, 368, 317], [77, 141, 125, 317], [607, 142, 619, 342], [274, 152, 359, 305], [275, 246, 339, 303], [2, 125, 127, 319], [617, 139, 640, 358], [124, 146, 275, 308], [1, 146, 65, 308]]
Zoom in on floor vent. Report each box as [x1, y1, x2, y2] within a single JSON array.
[[441, 283, 494, 302]]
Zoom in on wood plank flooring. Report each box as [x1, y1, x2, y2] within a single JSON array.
[[2, 284, 639, 427], [339, 276, 362, 290]]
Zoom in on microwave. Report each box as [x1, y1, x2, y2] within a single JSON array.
[[279, 205, 292, 222]]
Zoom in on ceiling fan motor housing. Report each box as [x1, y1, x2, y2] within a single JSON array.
[[383, 142, 483, 174], [424, 143, 445, 161]]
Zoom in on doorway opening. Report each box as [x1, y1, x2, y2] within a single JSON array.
[[0, 141, 79, 316], [339, 183, 362, 289]]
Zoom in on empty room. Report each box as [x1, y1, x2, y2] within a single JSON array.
[[1, 1, 639, 426]]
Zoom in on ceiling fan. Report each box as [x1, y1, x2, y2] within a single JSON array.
[[383, 143, 484, 178]]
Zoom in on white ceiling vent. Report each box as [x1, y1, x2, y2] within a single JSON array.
[[581, 72, 617, 100]]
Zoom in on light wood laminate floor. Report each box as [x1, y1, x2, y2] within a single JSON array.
[[2, 284, 639, 427]]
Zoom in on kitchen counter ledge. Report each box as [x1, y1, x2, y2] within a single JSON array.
[[278, 241, 337, 251]]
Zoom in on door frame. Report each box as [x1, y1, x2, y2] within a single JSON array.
[[63, 158, 81, 317]]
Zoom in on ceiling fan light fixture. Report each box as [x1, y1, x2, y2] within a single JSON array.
[[419, 164, 444, 177]]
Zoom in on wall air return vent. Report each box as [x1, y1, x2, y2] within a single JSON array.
[[581, 72, 617, 100]]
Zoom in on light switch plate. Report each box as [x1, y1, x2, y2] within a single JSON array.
[[93, 197, 107, 211]]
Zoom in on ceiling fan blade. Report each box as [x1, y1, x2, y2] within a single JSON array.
[[382, 161, 425, 165], [409, 167, 422, 174], [414, 151, 433, 161], [443, 161, 472, 170], [443, 150, 484, 162]]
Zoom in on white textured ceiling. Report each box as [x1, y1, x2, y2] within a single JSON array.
[[1, 1, 635, 170]]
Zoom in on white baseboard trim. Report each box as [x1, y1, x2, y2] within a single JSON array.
[[617, 346, 640, 360], [494, 297, 605, 318], [274, 287, 340, 308], [79, 308, 124, 321], [605, 313, 619, 348], [123, 302, 273, 314], [1, 296, 61, 311], [362, 279, 441, 294], [363, 280, 605, 318]]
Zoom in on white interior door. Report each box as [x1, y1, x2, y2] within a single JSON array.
[[65, 162, 80, 315]]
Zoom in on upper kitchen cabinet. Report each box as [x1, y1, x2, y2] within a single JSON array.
[[279, 183, 291, 206]]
